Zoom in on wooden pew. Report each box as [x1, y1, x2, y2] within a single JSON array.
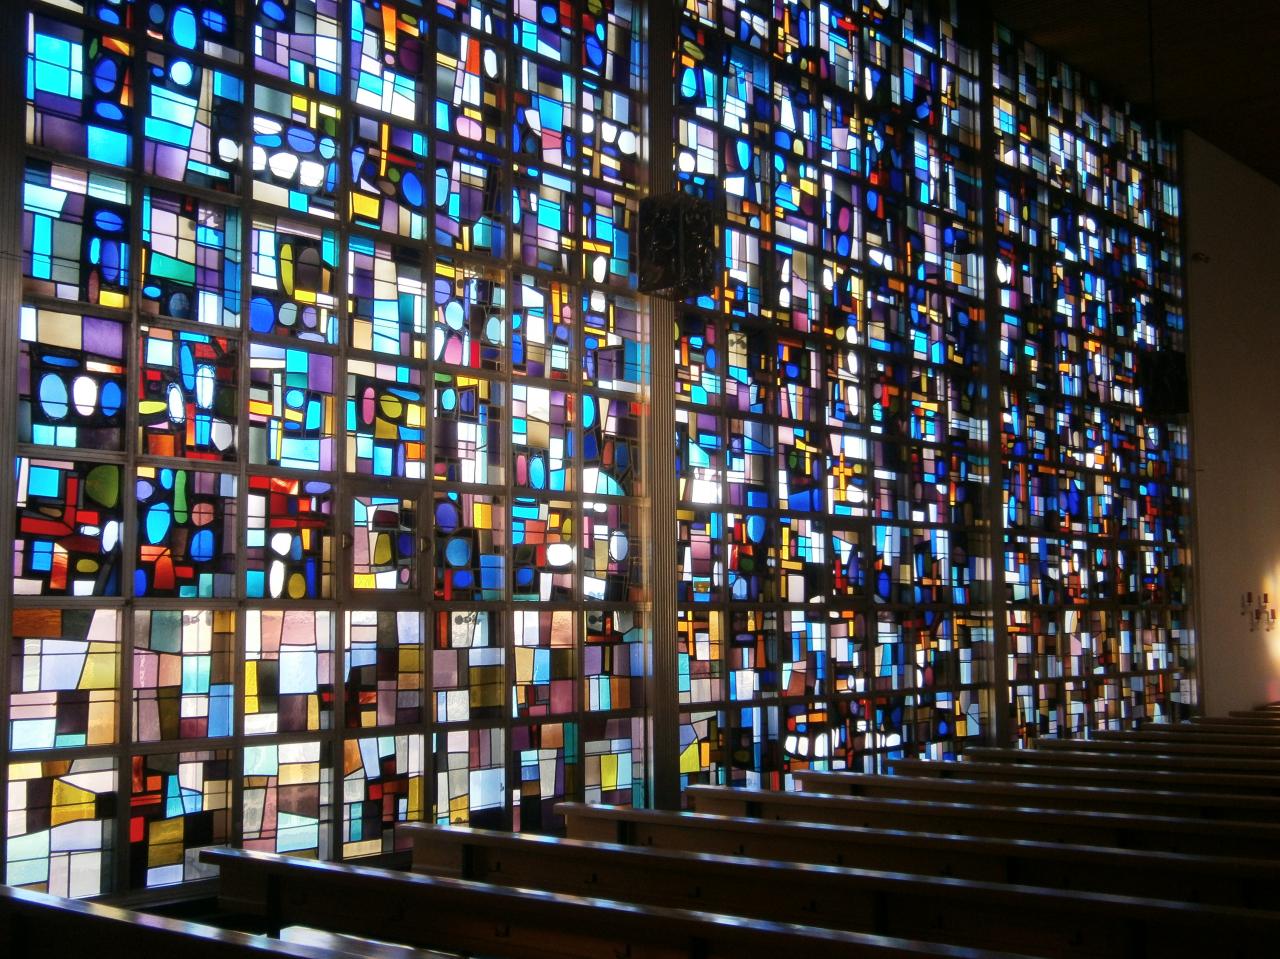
[[199, 847, 1012, 959], [1140, 721, 1280, 733], [963, 745, 1280, 775], [1192, 715, 1280, 727], [889, 756, 1280, 796], [1171, 722, 1280, 737], [1036, 736, 1280, 760], [1230, 710, 1280, 720], [683, 784, 1280, 858], [556, 803, 1280, 909], [0, 885, 359, 959], [1103, 727, 1280, 746], [790, 769, 1280, 822], [399, 822, 1280, 959]]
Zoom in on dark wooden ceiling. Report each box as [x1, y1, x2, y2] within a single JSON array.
[[986, 0, 1280, 184]]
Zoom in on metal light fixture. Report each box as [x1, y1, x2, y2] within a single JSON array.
[[1241, 592, 1276, 632]]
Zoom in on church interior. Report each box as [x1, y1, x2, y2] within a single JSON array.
[[2, 0, 1280, 955]]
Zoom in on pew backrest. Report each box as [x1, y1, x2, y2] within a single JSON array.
[[1036, 737, 1280, 759], [0, 885, 343, 959], [889, 756, 1280, 796], [683, 784, 1280, 858], [791, 769, 1280, 821], [964, 745, 1280, 774]]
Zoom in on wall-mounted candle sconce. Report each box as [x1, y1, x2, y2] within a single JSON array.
[[1242, 592, 1276, 632]]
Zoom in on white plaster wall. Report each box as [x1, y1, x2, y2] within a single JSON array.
[[1185, 132, 1280, 711]]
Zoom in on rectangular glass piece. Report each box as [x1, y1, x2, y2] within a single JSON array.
[[141, 191, 241, 327], [18, 305, 126, 451], [248, 343, 336, 470], [15, 458, 122, 597], [6, 757, 117, 898], [128, 750, 232, 888], [245, 474, 334, 599], [345, 610, 424, 728], [133, 609, 235, 742], [26, 15, 133, 167], [22, 160, 130, 308], [242, 739, 332, 857], [341, 734, 425, 858], [10, 607, 120, 751], [135, 467, 237, 599], [138, 325, 239, 462], [244, 609, 335, 734]]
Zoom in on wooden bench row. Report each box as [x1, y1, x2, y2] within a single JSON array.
[[200, 847, 1021, 959], [684, 782, 1280, 857], [792, 768, 1280, 821], [190, 712, 1280, 959], [20, 708, 1280, 959], [889, 754, 1280, 795], [396, 820, 1280, 958]]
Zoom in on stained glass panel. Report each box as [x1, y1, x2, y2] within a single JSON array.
[[345, 610, 424, 727], [135, 466, 237, 598], [244, 609, 335, 734], [242, 739, 332, 856], [10, 607, 120, 751], [139, 325, 239, 462], [15, 458, 122, 597], [341, 734, 425, 857], [133, 609, 235, 742], [23, 160, 130, 308], [129, 750, 231, 888], [19, 306, 126, 451], [6, 758, 117, 897]]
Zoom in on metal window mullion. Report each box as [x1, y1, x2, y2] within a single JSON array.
[[328, 0, 353, 864], [230, 1, 256, 856], [110, 27, 154, 894], [569, 0, 586, 816], [418, 4, 440, 831], [977, 10, 1013, 748], [1173, 125, 1201, 718], [542, 13, 593, 814], [499, 5, 519, 833], [0, 0, 31, 886]]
